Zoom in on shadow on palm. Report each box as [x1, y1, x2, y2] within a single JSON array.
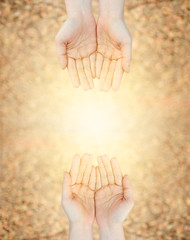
[[62, 154, 96, 224], [96, 18, 132, 91], [56, 16, 97, 90], [95, 156, 134, 225]]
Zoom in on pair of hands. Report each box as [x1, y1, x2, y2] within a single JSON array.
[[62, 154, 134, 240], [55, 0, 132, 91]]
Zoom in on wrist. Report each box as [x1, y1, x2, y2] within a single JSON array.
[[99, 0, 125, 20], [69, 221, 93, 240], [65, 0, 92, 18], [98, 222, 125, 240]]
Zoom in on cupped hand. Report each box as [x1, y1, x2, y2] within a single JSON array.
[[62, 154, 96, 225], [96, 17, 132, 91], [56, 14, 96, 90], [95, 155, 134, 227]]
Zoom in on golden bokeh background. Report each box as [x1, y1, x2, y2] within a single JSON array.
[[0, 0, 190, 239]]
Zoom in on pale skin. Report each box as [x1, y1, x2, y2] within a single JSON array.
[[97, 0, 132, 91], [55, 0, 96, 90], [56, 0, 132, 91], [62, 154, 96, 240], [62, 154, 134, 240], [96, 155, 134, 240]]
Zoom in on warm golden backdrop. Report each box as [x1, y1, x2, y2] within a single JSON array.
[[0, 0, 190, 239]]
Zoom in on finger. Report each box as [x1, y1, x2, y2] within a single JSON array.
[[100, 58, 110, 90], [62, 172, 72, 201], [102, 60, 116, 92], [82, 155, 93, 185], [76, 59, 90, 90], [121, 40, 132, 73], [102, 155, 114, 184], [83, 57, 94, 89], [123, 175, 134, 205], [98, 156, 108, 186], [112, 59, 123, 91], [68, 58, 80, 88], [90, 52, 96, 78], [89, 166, 96, 190], [111, 157, 122, 186], [96, 53, 104, 78], [96, 167, 101, 190], [55, 38, 67, 69], [70, 155, 80, 185], [76, 154, 89, 183]]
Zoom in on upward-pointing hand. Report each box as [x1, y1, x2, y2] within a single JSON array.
[[62, 154, 96, 240], [95, 155, 134, 240]]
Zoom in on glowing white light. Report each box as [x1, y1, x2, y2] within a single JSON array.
[[58, 90, 134, 155], [66, 100, 120, 139]]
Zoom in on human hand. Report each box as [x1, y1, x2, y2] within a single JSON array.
[[55, 0, 96, 90], [95, 155, 134, 240], [96, 0, 132, 91], [62, 154, 96, 240]]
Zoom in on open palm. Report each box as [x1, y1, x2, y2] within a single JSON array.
[[96, 18, 132, 91], [62, 154, 96, 225], [56, 15, 97, 90], [95, 156, 134, 226]]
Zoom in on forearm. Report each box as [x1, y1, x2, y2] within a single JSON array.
[[69, 222, 93, 240], [65, 0, 92, 18], [99, 0, 125, 19], [99, 223, 125, 240]]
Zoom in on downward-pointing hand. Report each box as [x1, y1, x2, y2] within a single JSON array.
[[55, 0, 96, 90]]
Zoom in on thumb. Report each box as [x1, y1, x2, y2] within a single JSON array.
[[121, 40, 132, 73], [123, 175, 134, 205], [62, 171, 72, 201]]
